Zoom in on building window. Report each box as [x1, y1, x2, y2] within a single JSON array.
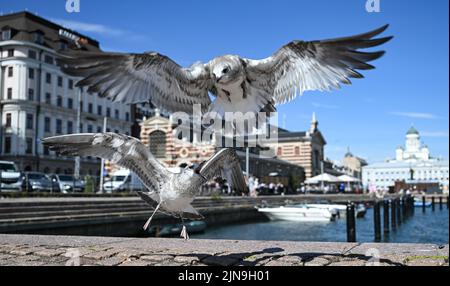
[[4, 137, 11, 154], [97, 105, 102, 116], [106, 128, 111, 132], [45, 73, 52, 84], [114, 109, 119, 119], [87, 125, 93, 133], [26, 138, 33, 154], [57, 96, 63, 107], [1, 29, 11, 40], [125, 112, 130, 121], [68, 79, 74, 89], [59, 42, 67, 51], [57, 76, 63, 87], [106, 107, 111, 117], [6, 88, 12, 99], [149, 130, 166, 158], [294, 146, 300, 155], [5, 113, 12, 127], [43, 145, 50, 155], [114, 129, 119, 134], [97, 126, 102, 133], [7, 49, 14, 57], [88, 103, 93, 113], [44, 117, 51, 132], [28, 68, 35, 79], [34, 33, 44, 44], [56, 119, 62, 134], [45, 93, 51, 104], [67, 121, 73, 134], [80, 101, 83, 112], [28, 88, 34, 101], [80, 123, 83, 132], [67, 98, 73, 109], [26, 114, 34, 129], [7, 66, 13, 77], [28, 50, 37, 59], [44, 55, 53, 65]]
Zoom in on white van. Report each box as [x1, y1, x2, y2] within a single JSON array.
[[0, 161, 23, 192], [102, 169, 145, 193]]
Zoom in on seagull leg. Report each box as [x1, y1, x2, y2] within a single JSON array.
[[143, 201, 162, 231], [180, 216, 189, 240]]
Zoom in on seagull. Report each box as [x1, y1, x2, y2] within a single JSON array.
[[58, 25, 392, 118], [42, 133, 247, 239]]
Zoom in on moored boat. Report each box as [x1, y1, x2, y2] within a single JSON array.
[[257, 205, 337, 222]]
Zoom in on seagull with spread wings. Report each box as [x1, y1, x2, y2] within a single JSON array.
[[42, 133, 247, 239], [58, 25, 392, 117]]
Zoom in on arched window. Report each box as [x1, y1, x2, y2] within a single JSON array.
[[149, 130, 166, 158]]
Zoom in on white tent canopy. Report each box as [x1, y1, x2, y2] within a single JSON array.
[[338, 174, 360, 182], [305, 173, 341, 184]]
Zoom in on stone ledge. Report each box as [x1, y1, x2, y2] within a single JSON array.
[[0, 234, 448, 266]]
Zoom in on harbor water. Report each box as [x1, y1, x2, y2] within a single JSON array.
[[192, 207, 449, 244]]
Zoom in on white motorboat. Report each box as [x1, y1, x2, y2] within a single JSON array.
[[257, 205, 337, 222], [306, 203, 367, 218]]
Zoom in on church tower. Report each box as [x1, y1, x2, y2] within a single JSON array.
[[310, 112, 318, 134]]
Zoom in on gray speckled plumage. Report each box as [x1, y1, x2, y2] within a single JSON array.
[[42, 133, 247, 224], [58, 25, 392, 117]]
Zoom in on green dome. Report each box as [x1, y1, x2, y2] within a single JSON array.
[[407, 126, 419, 135]]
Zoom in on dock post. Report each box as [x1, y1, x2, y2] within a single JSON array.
[[391, 200, 397, 230], [409, 196, 414, 216], [396, 198, 402, 225], [374, 201, 381, 242], [432, 196, 435, 211], [401, 197, 408, 218], [422, 196, 426, 212], [383, 200, 390, 237], [439, 196, 443, 210], [346, 202, 356, 242]]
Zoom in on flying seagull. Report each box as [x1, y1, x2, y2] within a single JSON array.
[[58, 25, 392, 117], [42, 133, 247, 239]]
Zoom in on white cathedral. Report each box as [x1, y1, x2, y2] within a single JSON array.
[[394, 126, 430, 162], [362, 127, 449, 192]]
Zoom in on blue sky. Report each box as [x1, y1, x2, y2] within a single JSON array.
[[2, 0, 449, 163]]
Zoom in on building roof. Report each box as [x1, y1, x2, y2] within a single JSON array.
[[407, 126, 419, 135], [363, 159, 449, 170], [0, 11, 100, 51]]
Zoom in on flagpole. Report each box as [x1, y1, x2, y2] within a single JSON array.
[[99, 117, 107, 193]]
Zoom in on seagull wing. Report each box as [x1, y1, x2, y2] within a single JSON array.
[[42, 133, 170, 193], [58, 51, 212, 113], [196, 148, 248, 193], [244, 24, 393, 105]]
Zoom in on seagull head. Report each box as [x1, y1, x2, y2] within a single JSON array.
[[209, 55, 242, 85]]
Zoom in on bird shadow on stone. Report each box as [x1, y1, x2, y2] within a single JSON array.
[[287, 252, 404, 266], [172, 247, 285, 266]]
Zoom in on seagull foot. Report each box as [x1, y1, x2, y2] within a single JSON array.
[[180, 225, 189, 240]]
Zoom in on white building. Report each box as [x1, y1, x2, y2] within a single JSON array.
[[362, 127, 449, 191], [0, 12, 133, 175]]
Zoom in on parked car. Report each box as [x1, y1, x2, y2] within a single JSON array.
[[49, 174, 85, 193], [22, 172, 53, 192], [103, 169, 144, 193], [0, 161, 23, 192]]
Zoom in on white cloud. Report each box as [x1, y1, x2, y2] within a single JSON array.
[[51, 18, 147, 41], [389, 111, 440, 120], [311, 102, 340, 109], [420, 131, 449, 138]]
